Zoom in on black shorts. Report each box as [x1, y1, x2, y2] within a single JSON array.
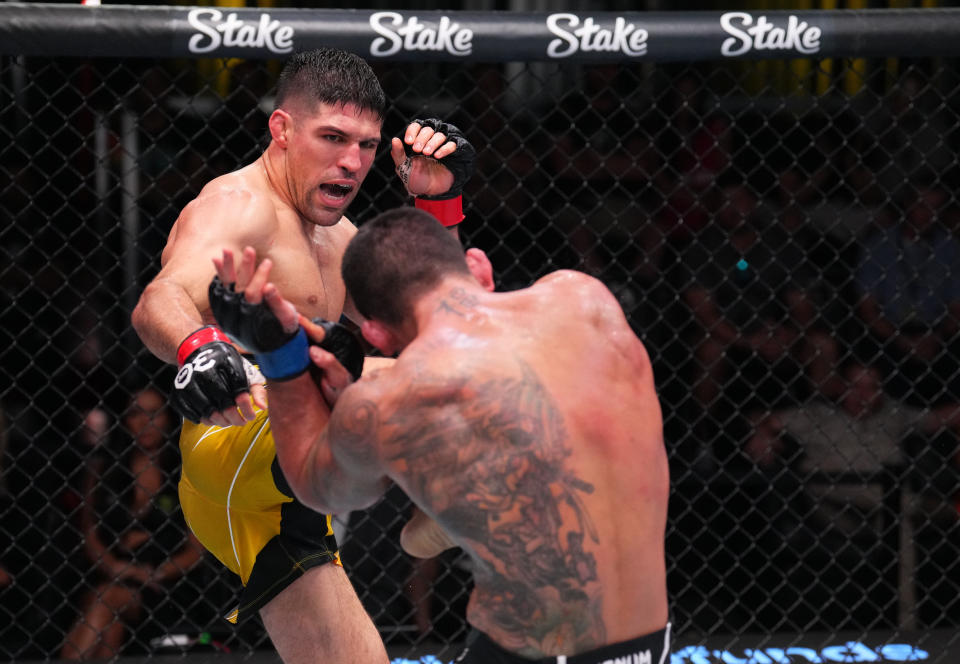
[[455, 623, 672, 664]]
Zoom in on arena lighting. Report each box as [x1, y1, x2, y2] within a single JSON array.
[[389, 641, 930, 664]]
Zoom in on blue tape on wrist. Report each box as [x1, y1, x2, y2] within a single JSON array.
[[255, 327, 309, 380]]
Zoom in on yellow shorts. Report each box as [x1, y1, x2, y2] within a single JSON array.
[[179, 409, 341, 623]]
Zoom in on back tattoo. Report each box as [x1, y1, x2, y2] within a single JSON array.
[[376, 360, 604, 650]]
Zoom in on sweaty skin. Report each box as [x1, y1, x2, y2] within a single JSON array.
[[132, 102, 380, 368], [265, 267, 670, 658], [132, 42, 471, 664], [132, 104, 455, 425]]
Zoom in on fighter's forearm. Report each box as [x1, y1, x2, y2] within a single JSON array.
[[266, 374, 339, 512], [132, 278, 206, 365], [269, 373, 389, 514]]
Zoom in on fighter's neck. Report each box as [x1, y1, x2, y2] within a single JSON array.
[[257, 147, 297, 214]]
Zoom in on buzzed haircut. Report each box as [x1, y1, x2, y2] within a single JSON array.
[[274, 48, 386, 120], [343, 207, 471, 327]]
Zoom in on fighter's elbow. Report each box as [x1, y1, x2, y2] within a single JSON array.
[[131, 279, 163, 334], [130, 296, 147, 336]]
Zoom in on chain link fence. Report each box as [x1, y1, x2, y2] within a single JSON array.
[[2, 11, 960, 663]]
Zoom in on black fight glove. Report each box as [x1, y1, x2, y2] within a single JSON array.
[[209, 276, 296, 353], [209, 275, 307, 381], [404, 118, 476, 201], [209, 275, 364, 383], [171, 326, 251, 423], [309, 318, 364, 382]]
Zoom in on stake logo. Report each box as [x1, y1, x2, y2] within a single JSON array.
[[369, 12, 473, 57], [720, 12, 822, 57], [546, 14, 648, 58], [186, 8, 295, 54]]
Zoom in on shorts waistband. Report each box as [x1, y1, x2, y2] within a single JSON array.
[[459, 623, 672, 664]]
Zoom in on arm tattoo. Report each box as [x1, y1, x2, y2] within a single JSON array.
[[381, 362, 604, 652], [309, 397, 384, 507], [327, 397, 379, 467]]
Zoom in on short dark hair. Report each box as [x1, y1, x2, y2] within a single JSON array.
[[275, 48, 386, 120], [343, 208, 471, 327]]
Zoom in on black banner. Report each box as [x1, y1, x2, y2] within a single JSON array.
[[1, 4, 959, 62]]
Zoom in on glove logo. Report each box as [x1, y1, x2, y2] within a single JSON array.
[[174, 364, 194, 390], [175, 349, 218, 389]]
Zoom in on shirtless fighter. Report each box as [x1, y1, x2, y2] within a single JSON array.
[[131, 48, 475, 664], [209, 207, 672, 664]]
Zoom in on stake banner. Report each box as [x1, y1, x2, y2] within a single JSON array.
[[1, 4, 959, 61]]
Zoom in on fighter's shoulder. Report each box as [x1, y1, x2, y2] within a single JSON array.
[[177, 172, 279, 235], [533, 269, 618, 313], [340, 360, 405, 417], [350, 351, 454, 410], [534, 268, 604, 289]]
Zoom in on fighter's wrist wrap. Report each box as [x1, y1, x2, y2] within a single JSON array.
[[415, 196, 463, 227], [254, 327, 309, 381], [403, 118, 474, 227], [177, 326, 231, 366]]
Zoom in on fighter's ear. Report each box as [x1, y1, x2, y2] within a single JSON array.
[[465, 248, 494, 292], [361, 319, 399, 357], [268, 109, 293, 147]]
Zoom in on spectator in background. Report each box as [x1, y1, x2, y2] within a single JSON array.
[[60, 386, 204, 660], [654, 112, 733, 249], [745, 359, 960, 627], [855, 184, 960, 405], [747, 361, 960, 487], [761, 162, 854, 401], [677, 183, 833, 464], [544, 66, 660, 278], [856, 72, 958, 197]]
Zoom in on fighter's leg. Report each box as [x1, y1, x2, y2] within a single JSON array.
[[260, 563, 388, 664], [60, 582, 142, 660]]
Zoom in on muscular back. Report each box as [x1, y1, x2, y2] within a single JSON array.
[[357, 271, 669, 657]]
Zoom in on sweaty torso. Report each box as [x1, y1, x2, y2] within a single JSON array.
[[255, 217, 348, 324], [166, 160, 351, 329], [364, 274, 670, 657]]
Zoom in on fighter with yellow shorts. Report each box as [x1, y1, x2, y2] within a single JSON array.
[[178, 406, 341, 623]]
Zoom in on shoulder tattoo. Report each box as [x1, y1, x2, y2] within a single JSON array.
[[327, 396, 381, 468]]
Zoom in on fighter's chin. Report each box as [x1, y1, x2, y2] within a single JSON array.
[[306, 191, 356, 225], [304, 202, 351, 226], [304, 209, 345, 227]]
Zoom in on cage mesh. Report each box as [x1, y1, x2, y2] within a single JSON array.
[[2, 51, 960, 661]]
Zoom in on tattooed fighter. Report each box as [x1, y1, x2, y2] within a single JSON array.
[[211, 207, 671, 664]]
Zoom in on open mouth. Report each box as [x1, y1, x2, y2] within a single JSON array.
[[320, 183, 354, 201]]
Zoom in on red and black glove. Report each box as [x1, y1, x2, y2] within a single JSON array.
[[403, 118, 476, 227], [171, 326, 251, 423]]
